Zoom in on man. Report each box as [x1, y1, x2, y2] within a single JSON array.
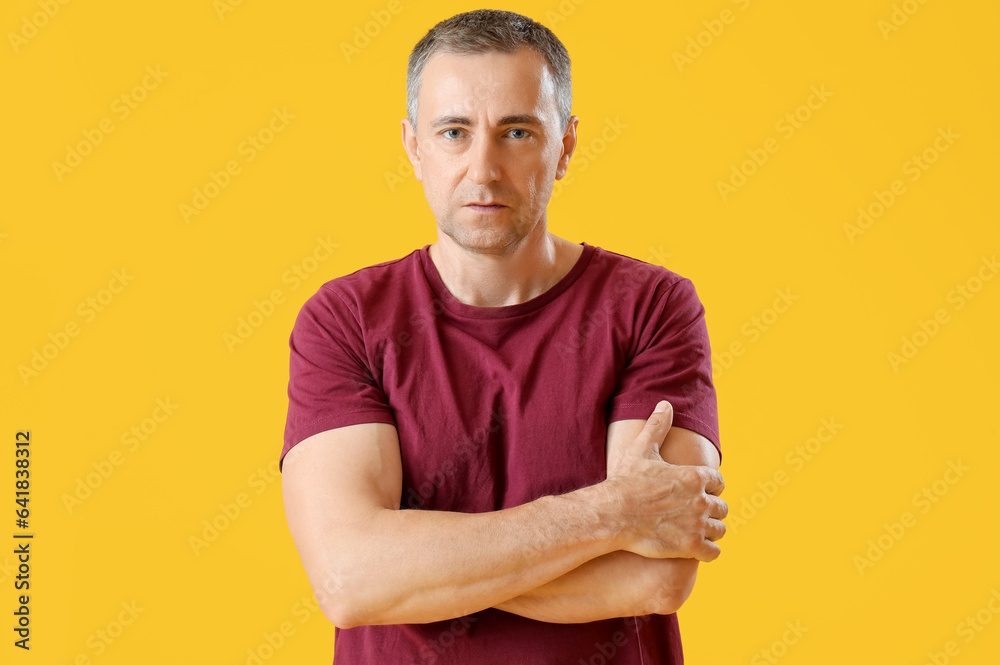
[[280, 9, 727, 664]]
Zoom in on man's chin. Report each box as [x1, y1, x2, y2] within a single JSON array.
[[439, 223, 526, 256]]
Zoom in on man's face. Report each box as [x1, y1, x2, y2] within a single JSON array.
[[402, 47, 577, 255]]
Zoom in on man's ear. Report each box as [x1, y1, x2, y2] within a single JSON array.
[[401, 118, 423, 182], [555, 115, 579, 181]]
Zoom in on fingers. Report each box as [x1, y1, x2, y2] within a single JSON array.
[[651, 400, 673, 425], [691, 518, 727, 561], [707, 494, 729, 521], [701, 466, 726, 497], [704, 516, 727, 542], [695, 539, 722, 562], [635, 401, 673, 457]]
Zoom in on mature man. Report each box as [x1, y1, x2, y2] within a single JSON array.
[[280, 9, 727, 664]]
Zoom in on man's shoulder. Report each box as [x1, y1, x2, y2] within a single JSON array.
[[288, 247, 426, 335], [310, 246, 424, 304], [585, 243, 693, 299]]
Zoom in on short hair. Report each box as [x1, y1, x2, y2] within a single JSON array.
[[406, 9, 572, 134]]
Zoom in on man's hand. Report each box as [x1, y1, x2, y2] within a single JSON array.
[[493, 405, 725, 622], [603, 400, 728, 562]]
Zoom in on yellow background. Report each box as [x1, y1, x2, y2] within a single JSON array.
[[2, 0, 998, 662]]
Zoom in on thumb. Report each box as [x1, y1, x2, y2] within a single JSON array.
[[635, 400, 673, 459]]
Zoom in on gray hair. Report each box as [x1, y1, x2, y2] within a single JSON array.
[[406, 9, 572, 134]]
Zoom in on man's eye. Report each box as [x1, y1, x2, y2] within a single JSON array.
[[443, 129, 462, 139], [509, 128, 529, 139]]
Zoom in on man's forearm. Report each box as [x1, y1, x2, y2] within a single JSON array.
[[492, 423, 720, 624], [320, 482, 623, 627], [493, 551, 699, 623], [289, 414, 725, 629]]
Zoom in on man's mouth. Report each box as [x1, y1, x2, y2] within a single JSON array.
[[465, 202, 506, 211]]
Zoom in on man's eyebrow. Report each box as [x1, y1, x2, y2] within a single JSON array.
[[430, 114, 543, 129]]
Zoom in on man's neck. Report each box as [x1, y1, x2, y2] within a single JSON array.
[[428, 229, 583, 308]]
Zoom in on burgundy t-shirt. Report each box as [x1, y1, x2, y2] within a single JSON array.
[[280, 241, 721, 665]]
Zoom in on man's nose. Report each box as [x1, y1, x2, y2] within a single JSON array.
[[466, 135, 501, 184]]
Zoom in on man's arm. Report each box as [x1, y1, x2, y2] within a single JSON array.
[[493, 414, 723, 623], [281, 403, 726, 628]]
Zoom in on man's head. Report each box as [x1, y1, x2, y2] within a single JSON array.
[[406, 9, 572, 134], [401, 10, 578, 256]]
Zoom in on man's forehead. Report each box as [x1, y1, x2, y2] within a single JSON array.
[[419, 48, 557, 122], [424, 45, 547, 70]]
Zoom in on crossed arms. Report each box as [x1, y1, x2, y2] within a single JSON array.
[[281, 400, 727, 628], [492, 412, 723, 623]]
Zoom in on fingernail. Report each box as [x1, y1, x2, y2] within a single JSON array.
[[654, 400, 668, 413]]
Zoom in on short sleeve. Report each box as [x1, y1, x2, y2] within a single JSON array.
[[280, 285, 396, 471], [608, 277, 721, 458]]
